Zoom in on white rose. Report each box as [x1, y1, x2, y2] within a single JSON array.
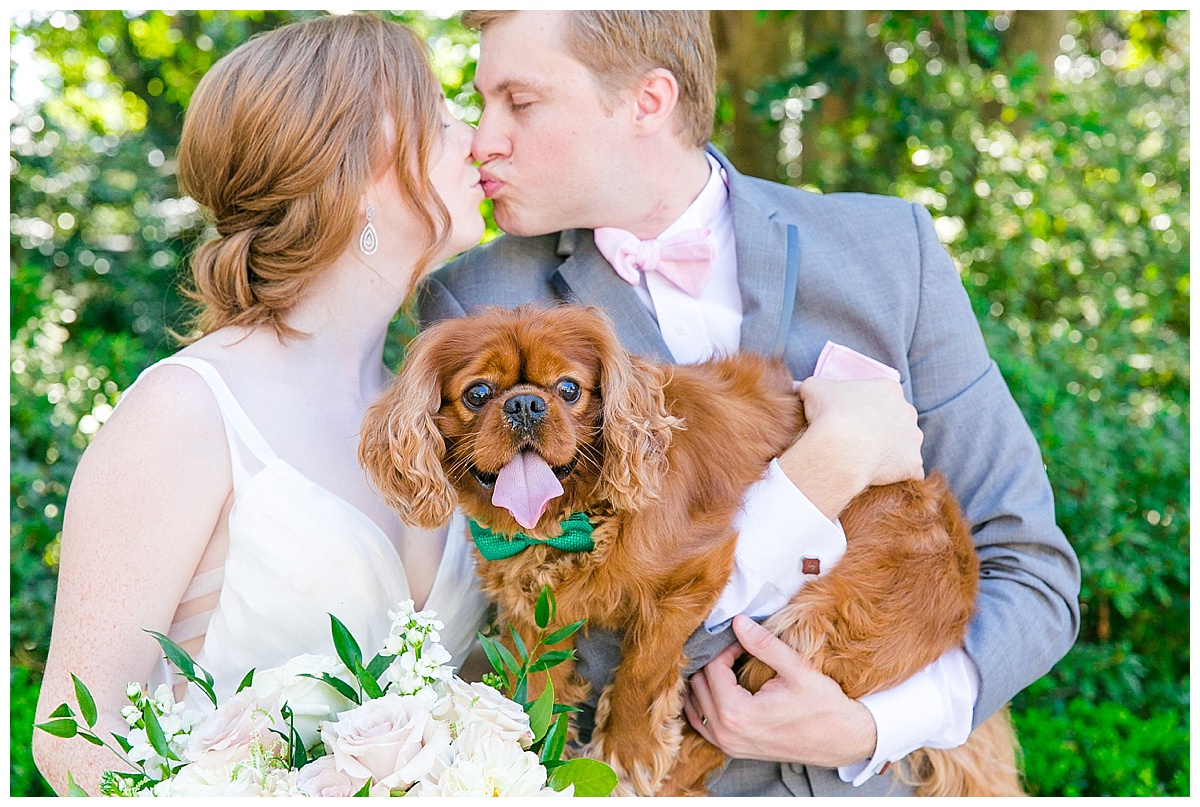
[[252, 653, 355, 750], [320, 693, 453, 790], [258, 767, 304, 797], [156, 758, 259, 797], [296, 755, 368, 797], [439, 678, 534, 748], [415, 722, 563, 797], [185, 689, 278, 766]]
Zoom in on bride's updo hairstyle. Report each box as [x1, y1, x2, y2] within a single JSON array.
[[177, 13, 450, 338]]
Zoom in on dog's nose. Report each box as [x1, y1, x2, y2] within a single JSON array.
[[504, 394, 546, 429]]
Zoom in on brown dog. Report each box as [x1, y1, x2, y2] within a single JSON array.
[[360, 304, 1022, 797]]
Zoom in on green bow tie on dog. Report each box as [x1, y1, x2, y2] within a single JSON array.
[[468, 512, 595, 561]]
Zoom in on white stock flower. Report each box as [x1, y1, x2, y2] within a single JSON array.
[[320, 692, 453, 790], [411, 722, 565, 797], [385, 643, 454, 694], [439, 678, 534, 748], [251, 653, 355, 751]]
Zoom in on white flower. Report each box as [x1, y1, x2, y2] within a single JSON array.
[[296, 755, 368, 797], [320, 692, 453, 790], [126, 682, 142, 700], [411, 722, 565, 797], [258, 767, 304, 797], [251, 653, 355, 751], [438, 678, 534, 748], [382, 600, 445, 657], [153, 757, 259, 797], [385, 643, 454, 695], [186, 688, 280, 767]]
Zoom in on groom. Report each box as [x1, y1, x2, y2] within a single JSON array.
[[418, 10, 1079, 796]]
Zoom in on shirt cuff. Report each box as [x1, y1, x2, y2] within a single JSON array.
[[838, 647, 980, 786], [705, 459, 847, 631]]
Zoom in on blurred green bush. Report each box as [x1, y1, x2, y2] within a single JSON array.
[[10, 10, 1188, 796]]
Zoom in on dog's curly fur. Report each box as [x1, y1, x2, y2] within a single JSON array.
[[361, 304, 1023, 797]]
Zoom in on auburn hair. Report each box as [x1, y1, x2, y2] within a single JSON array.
[[177, 12, 450, 339], [463, 10, 715, 148]]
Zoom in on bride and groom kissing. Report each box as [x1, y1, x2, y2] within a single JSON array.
[[35, 10, 1078, 798]]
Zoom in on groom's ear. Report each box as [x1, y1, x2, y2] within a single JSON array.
[[631, 67, 681, 135]]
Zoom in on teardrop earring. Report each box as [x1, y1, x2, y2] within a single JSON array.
[[359, 205, 379, 256]]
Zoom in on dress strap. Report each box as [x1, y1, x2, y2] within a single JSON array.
[[128, 356, 279, 469]]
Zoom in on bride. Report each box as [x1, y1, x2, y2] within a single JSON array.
[[33, 13, 489, 795]]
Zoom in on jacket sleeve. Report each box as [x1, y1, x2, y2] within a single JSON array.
[[905, 202, 1080, 727]]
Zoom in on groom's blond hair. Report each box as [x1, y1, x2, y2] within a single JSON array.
[[178, 13, 450, 339], [464, 10, 716, 148]]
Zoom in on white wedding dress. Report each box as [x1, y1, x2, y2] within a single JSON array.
[[125, 357, 489, 703]]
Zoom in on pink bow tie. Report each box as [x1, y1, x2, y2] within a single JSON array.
[[593, 226, 716, 298]]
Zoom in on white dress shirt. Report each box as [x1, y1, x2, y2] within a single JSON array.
[[596, 152, 979, 784]]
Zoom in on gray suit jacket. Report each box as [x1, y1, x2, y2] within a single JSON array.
[[419, 147, 1080, 796]]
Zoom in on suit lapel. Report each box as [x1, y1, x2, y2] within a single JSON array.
[[712, 148, 802, 359], [550, 231, 674, 361]]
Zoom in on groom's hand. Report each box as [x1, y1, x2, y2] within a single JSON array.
[[683, 614, 877, 768], [780, 377, 924, 520]]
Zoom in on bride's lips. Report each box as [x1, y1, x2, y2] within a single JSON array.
[[479, 172, 503, 198]]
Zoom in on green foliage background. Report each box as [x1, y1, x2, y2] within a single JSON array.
[[10, 10, 1189, 796]]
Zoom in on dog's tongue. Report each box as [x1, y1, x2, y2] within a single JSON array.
[[492, 451, 564, 530]]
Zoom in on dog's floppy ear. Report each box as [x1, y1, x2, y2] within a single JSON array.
[[359, 321, 459, 528], [587, 310, 679, 512]]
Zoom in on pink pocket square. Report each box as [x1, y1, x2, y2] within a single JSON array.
[[813, 341, 901, 382]]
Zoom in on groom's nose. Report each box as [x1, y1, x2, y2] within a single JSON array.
[[471, 107, 510, 164]]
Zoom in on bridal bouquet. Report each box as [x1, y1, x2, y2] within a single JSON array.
[[37, 588, 615, 797]]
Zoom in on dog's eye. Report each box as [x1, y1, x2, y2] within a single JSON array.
[[556, 379, 581, 403], [462, 383, 493, 410]]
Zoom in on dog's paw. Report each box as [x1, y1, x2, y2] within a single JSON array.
[[579, 736, 663, 797]]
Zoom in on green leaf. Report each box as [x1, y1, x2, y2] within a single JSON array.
[[144, 630, 217, 707], [71, 674, 98, 728], [66, 770, 89, 797], [144, 630, 196, 678], [302, 672, 360, 705], [356, 663, 385, 700], [354, 779, 372, 797], [495, 642, 521, 677], [539, 712, 568, 765], [478, 633, 505, 677], [141, 701, 178, 763], [236, 669, 255, 693], [551, 703, 582, 714], [329, 614, 363, 672], [113, 733, 133, 755], [35, 718, 78, 738], [548, 757, 617, 796], [49, 702, 75, 720], [529, 649, 575, 672], [542, 619, 585, 647], [509, 625, 529, 662], [524, 677, 555, 743], [78, 731, 104, 747], [366, 652, 391, 680], [534, 586, 556, 630]]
